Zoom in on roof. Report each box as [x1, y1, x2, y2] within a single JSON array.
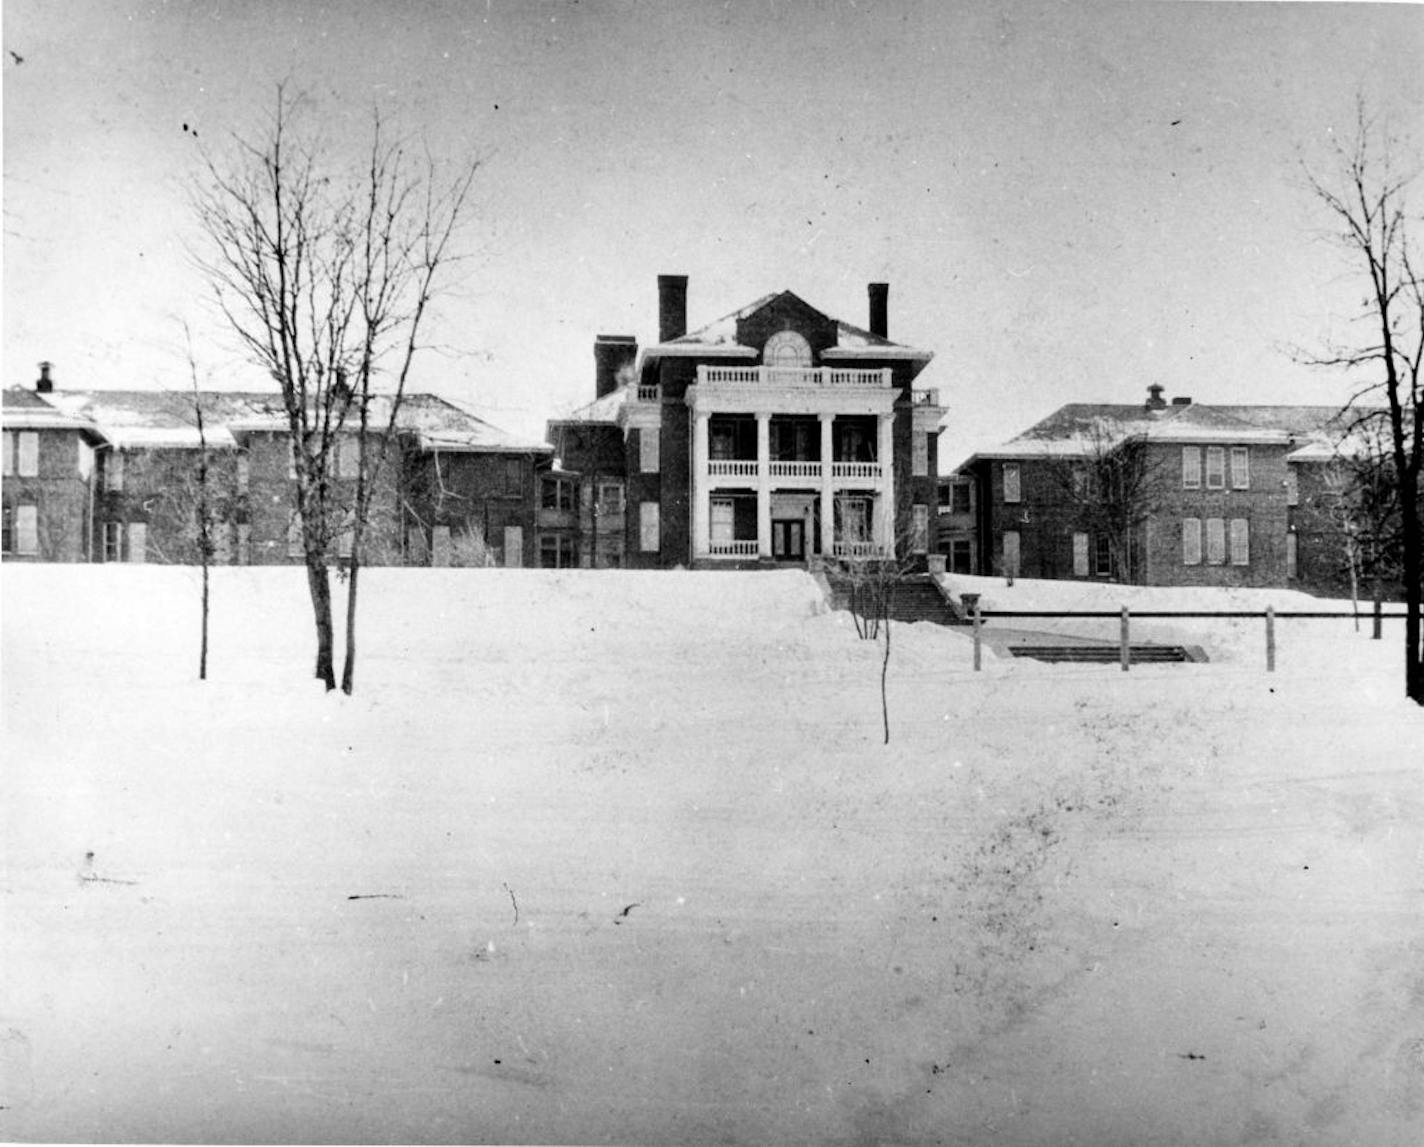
[[7, 387, 548, 454], [549, 386, 628, 426], [645, 289, 932, 363], [1, 386, 103, 433], [961, 401, 1372, 469]]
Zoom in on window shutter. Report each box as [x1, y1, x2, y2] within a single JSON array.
[[1182, 518, 1202, 565], [1073, 532, 1089, 576], [18, 432, 39, 477], [128, 523, 147, 564], [1206, 518, 1226, 565], [912, 504, 929, 553], [1230, 518, 1249, 565], [1, 431, 12, 476], [1286, 532, 1297, 579], [640, 429, 660, 474], [1002, 530, 1020, 577], [640, 502, 660, 552], [913, 434, 929, 477], [431, 525, 451, 567], [16, 505, 39, 555]]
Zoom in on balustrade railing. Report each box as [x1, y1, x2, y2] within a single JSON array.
[[768, 461, 822, 479], [707, 459, 758, 478], [699, 366, 889, 388], [708, 539, 759, 557], [832, 461, 883, 480]]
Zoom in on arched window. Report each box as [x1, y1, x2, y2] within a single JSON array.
[[763, 330, 812, 368]]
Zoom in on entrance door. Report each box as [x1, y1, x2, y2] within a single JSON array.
[[772, 519, 806, 561]]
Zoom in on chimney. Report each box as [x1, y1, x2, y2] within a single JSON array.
[[36, 361, 54, 394], [868, 283, 889, 339], [658, 274, 688, 343], [593, 335, 638, 399], [1145, 383, 1167, 411], [1171, 396, 1193, 406]]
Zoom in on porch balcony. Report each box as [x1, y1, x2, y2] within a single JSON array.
[[832, 540, 888, 559], [635, 384, 661, 402], [698, 365, 891, 389], [707, 539, 759, 557]]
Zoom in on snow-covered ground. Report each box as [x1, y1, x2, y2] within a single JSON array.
[[2, 565, 1422, 1145]]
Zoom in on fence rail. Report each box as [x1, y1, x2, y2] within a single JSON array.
[[963, 598, 1407, 673]]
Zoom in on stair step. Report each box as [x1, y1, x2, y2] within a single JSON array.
[[1008, 645, 1194, 664]]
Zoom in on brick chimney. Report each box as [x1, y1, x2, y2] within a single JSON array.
[[658, 274, 688, 343], [593, 335, 638, 399], [36, 361, 54, 394], [1145, 383, 1167, 411], [868, 282, 889, 339]]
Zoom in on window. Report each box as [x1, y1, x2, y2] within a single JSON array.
[[128, 522, 147, 564], [1182, 447, 1201, 489], [1, 431, 11, 476], [236, 523, 252, 566], [710, 498, 735, 544], [287, 513, 304, 558], [1072, 466, 1090, 498], [103, 521, 124, 562], [949, 538, 973, 574], [598, 482, 624, 514], [504, 458, 523, 496], [77, 440, 93, 479], [542, 477, 575, 512], [1182, 518, 1202, 565], [17, 432, 39, 477], [640, 428, 660, 473], [539, 535, 577, 568], [431, 525, 452, 567], [639, 502, 660, 552], [763, 330, 812, 368], [237, 452, 251, 493], [1285, 470, 1299, 506], [912, 504, 929, 554], [1095, 535, 1113, 577], [1073, 532, 1089, 577], [1002, 463, 1021, 503], [1206, 447, 1225, 489], [1230, 447, 1250, 490], [1206, 518, 1226, 565], [105, 451, 125, 493], [913, 433, 929, 477], [1286, 531, 1298, 579], [1230, 518, 1249, 565], [951, 483, 971, 515], [16, 505, 38, 555], [1, 505, 12, 552]]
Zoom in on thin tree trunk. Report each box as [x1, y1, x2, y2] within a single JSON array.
[[1403, 470, 1423, 704], [306, 559, 336, 690], [200, 559, 209, 680], [880, 590, 893, 745], [341, 558, 359, 695]]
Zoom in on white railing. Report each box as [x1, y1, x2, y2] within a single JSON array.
[[833, 541, 887, 559], [699, 366, 889, 388], [769, 461, 822, 479], [708, 539, 759, 557], [832, 461, 882, 480], [708, 459, 758, 478], [636, 385, 660, 401]]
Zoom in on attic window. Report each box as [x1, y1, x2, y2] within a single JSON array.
[[763, 331, 811, 368]]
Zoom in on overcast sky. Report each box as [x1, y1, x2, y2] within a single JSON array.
[[4, 1, 1423, 467]]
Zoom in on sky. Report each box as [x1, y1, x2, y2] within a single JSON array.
[[3, 0, 1423, 469]]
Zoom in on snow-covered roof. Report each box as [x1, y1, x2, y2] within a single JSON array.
[[397, 393, 552, 454], [1, 387, 102, 433], [549, 386, 629, 425]]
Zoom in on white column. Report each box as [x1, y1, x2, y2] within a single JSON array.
[[756, 411, 772, 558], [819, 412, 836, 558], [692, 410, 710, 559], [877, 412, 896, 557]]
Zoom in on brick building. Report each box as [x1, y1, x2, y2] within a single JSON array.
[[545, 276, 947, 569], [2, 375, 550, 566], [957, 387, 1365, 593]]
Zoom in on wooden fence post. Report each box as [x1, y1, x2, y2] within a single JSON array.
[[1373, 591, 1383, 640], [1266, 606, 1276, 672], [1120, 606, 1130, 671]]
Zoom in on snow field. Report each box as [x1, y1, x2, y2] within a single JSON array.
[[2, 565, 1423, 1145]]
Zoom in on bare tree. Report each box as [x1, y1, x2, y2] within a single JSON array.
[[1048, 420, 1163, 584], [1302, 101, 1423, 704], [193, 86, 478, 691]]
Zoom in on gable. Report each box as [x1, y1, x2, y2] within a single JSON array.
[[734, 292, 839, 364]]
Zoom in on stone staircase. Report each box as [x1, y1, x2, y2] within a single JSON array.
[[822, 572, 961, 627]]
